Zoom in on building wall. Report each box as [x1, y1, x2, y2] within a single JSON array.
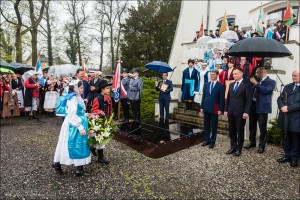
[[169, 0, 300, 85]]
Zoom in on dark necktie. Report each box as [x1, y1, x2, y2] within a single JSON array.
[[210, 82, 214, 94], [233, 82, 239, 94]]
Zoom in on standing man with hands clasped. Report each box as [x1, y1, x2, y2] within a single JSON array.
[[224, 68, 252, 156], [156, 72, 173, 120], [200, 69, 225, 149], [277, 69, 300, 168]]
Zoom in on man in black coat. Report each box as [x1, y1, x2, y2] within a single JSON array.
[[120, 69, 130, 122], [224, 68, 252, 156], [89, 71, 103, 110], [277, 69, 300, 168], [11, 74, 23, 91]]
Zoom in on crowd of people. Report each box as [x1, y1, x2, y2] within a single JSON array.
[[176, 51, 300, 167], [193, 20, 289, 42]]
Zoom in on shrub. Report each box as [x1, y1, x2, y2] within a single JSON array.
[[267, 118, 283, 145], [141, 77, 159, 120]]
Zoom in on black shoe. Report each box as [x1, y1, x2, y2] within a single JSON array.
[[226, 148, 236, 154], [233, 150, 241, 156], [244, 143, 256, 149], [209, 144, 215, 149], [277, 157, 292, 163], [75, 166, 90, 177], [97, 149, 110, 165], [52, 162, 63, 175], [290, 161, 298, 167], [90, 147, 97, 156], [257, 147, 265, 154], [32, 111, 37, 119], [201, 141, 210, 146]]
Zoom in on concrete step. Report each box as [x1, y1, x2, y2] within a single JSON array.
[[173, 108, 228, 122], [170, 113, 229, 134]]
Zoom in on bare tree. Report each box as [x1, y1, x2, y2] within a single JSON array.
[[96, 0, 128, 71], [0, 0, 45, 65], [65, 0, 88, 66]]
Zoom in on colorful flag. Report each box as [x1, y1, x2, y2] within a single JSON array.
[[35, 58, 42, 75], [219, 11, 229, 35], [257, 7, 264, 35], [284, 0, 294, 26], [82, 60, 88, 81], [112, 60, 126, 102], [198, 18, 204, 39]]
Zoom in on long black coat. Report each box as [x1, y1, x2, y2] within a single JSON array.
[[89, 78, 103, 102], [277, 83, 300, 132], [225, 79, 252, 116]]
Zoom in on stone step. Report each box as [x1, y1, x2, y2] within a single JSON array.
[[173, 108, 228, 122], [170, 113, 229, 131], [178, 102, 200, 110]]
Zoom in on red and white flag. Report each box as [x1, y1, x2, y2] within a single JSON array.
[[112, 60, 127, 102]]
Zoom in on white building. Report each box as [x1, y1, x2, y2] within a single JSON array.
[[162, 0, 300, 121]]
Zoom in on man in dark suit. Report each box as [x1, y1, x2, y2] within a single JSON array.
[[11, 73, 24, 91], [76, 69, 90, 107], [200, 69, 225, 148], [277, 69, 300, 167], [120, 69, 130, 122], [156, 72, 173, 120], [89, 71, 103, 111], [224, 68, 252, 156], [245, 67, 276, 153]]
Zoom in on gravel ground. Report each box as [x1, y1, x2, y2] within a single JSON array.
[[1, 116, 299, 199]]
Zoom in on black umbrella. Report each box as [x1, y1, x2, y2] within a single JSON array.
[[226, 37, 292, 57]]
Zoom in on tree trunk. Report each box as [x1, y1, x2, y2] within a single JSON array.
[[76, 30, 82, 66], [31, 28, 38, 67], [100, 36, 103, 71], [110, 30, 114, 71], [46, 1, 53, 66], [15, 26, 22, 63]]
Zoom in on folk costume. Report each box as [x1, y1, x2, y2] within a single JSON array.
[[24, 71, 42, 119], [53, 80, 91, 176], [44, 79, 59, 116], [181, 63, 199, 110], [90, 80, 112, 165], [194, 63, 209, 104]]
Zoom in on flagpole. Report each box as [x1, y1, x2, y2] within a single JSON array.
[[118, 58, 121, 121], [285, 26, 289, 41]]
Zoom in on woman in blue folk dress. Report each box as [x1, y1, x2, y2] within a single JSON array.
[[53, 80, 91, 177]]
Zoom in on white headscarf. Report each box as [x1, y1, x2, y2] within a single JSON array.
[[69, 80, 86, 110]]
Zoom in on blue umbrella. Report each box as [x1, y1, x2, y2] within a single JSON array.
[[0, 60, 14, 70], [145, 61, 173, 73]]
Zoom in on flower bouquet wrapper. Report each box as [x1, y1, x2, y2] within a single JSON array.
[[87, 113, 118, 148]]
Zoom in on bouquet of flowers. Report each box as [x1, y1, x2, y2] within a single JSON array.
[[87, 113, 118, 148]]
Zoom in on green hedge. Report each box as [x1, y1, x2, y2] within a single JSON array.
[[141, 77, 159, 120], [267, 118, 283, 145]]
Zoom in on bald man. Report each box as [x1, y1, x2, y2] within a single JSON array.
[[277, 69, 300, 167]]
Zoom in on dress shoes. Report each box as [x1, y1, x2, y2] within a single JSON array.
[[201, 141, 210, 146], [244, 143, 256, 149], [209, 144, 215, 149], [276, 157, 292, 163], [257, 147, 265, 154], [290, 161, 298, 168], [233, 150, 241, 156], [226, 148, 236, 154]]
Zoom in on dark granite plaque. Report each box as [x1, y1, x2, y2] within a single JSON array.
[[114, 118, 204, 158]]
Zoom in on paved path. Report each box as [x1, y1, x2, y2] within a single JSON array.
[[1, 116, 299, 199]]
